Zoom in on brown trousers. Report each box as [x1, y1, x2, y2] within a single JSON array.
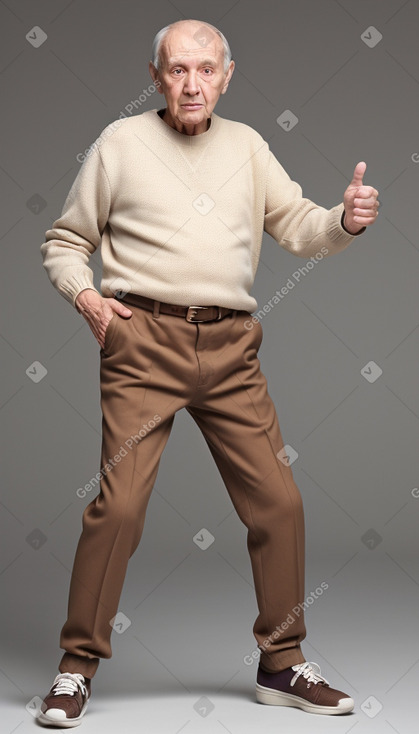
[[58, 297, 306, 679]]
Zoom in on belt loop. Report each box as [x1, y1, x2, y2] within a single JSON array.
[[152, 300, 160, 319]]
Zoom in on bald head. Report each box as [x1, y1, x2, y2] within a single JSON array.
[[151, 19, 232, 73]]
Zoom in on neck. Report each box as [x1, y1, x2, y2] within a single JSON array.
[[161, 108, 211, 136]]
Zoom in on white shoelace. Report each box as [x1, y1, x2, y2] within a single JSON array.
[[51, 672, 86, 697], [290, 661, 330, 687]]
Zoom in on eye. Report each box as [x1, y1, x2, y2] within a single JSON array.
[[202, 68, 212, 74]]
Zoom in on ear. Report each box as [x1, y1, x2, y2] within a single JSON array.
[[221, 60, 235, 95], [149, 61, 164, 94]]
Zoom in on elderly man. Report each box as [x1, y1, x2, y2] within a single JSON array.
[[38, 18, 378, 727]]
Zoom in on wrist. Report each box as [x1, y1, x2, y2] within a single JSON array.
[[75, 288, 100, 312], [341, 210, 365, 236]]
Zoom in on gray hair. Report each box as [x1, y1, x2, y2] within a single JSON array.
[[151, 21, 232, 73]]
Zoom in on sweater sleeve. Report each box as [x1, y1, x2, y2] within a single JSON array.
[[264, 149, 365, 258], [40, 144, 112, 308]]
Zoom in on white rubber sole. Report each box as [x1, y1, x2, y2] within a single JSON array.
[[37, 698, 90, 728], [256, 682, 354, 715]]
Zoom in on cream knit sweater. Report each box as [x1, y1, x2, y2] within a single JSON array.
[[40, 108, 361, 312]]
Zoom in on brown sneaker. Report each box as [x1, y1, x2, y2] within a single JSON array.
[[256, 661, 354, 715], [37, 672, 91, 727]]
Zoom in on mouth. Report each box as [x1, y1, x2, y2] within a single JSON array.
[[181, 104, 203, 110]]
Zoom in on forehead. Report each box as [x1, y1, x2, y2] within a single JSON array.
[[162, 25, 224, 66]]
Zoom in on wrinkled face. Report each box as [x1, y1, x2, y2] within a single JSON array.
[[150, 22, 234, 133]]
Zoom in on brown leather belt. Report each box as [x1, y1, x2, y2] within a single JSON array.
[[116, 292, 237, 323]]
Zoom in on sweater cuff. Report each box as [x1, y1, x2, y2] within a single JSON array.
[[327, 203, 365, 247], [58, 272, 101, 310], [340, 208, 366, 236]]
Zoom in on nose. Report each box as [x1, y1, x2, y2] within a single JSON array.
[[183, 70, 200, 96]]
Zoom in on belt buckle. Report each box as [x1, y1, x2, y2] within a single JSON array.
[[186, 305, 219, 323]]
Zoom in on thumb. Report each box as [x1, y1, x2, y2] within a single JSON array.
[[110, 298, 132, 318], [350, 161, 367, 188]]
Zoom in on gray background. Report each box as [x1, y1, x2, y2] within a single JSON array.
[[1, 0, 418, 732]]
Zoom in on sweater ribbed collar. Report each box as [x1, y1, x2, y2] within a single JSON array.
[[145, 107, 220, 146]]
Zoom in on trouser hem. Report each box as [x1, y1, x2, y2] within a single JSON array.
[[58, 652, 100, 679], [259, 646, 306, 673]]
